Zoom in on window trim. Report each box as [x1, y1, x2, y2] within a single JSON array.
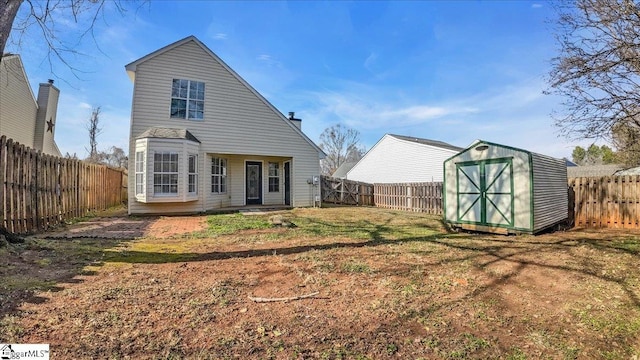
[[135, 151, 145, 196], [170, 79, 205, 120], [153, 152, 179, 195], [188, 154, 198, 195], [211, 157, 227, 194], [268, 162, 280, 192]]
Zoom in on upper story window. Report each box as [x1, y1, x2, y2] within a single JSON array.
[[171, 79, 205, 120]]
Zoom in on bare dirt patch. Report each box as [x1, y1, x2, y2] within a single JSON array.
[[1, 207, 639, 359]]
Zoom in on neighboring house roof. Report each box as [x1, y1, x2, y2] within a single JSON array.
[[388, 134, 464, 152], [614, 166, 640, 175], [567, 164, 624, 177], [332, 161, 357, 179], [136, 127, 201, 143], [125, 35, 325, 158], [565, 159, 578, 167]]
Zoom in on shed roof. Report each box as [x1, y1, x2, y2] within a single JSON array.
[[136, 127, 201, 143]]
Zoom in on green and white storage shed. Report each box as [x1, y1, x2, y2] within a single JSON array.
[[443, 140, 568, 234]]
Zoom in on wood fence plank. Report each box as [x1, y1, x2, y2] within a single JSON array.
[[0, 136, 5, 230], [0, 136, 126, 235]]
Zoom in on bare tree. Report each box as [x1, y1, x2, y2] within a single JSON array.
[[86, 106, 101, 161], [319, 124, 365, 176], [546, 0, 640, 165], [97, 146, 128, 169], [1, 0, 134, 75], [612, 121, 640, 166]]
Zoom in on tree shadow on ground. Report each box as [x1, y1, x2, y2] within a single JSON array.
[[0, 216, 157, 321], [102, 227, 640, 308]]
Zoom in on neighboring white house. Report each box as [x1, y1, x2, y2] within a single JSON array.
[[0, 54, 61, 156], [345, 134, 462, 183], [125, 36, 325, 214]]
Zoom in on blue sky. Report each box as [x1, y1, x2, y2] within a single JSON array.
[[7, 0, 600, 159]]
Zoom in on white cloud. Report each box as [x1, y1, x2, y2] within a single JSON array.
[[303, 77, 585, 159], [213, 33, 228, 40], [531, 3, 543, 9], [364, 52, 378, 72], [310, 90, 478, 130], [258, 54, 272, 61]]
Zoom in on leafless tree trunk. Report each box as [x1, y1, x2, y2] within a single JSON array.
[[547, 0, 640, 165], [86, 106, 102, 161], [0, 0, 23, 58]]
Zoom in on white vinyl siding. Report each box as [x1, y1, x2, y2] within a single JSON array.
[[127, 38, 322, 214], [0, 56, 38, 148], [346, 135, 459, 183]]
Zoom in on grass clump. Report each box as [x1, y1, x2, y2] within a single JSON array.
[[205, 214, 272, 235]]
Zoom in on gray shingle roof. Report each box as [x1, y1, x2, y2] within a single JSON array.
[[567, 164, 623, 178], [388, 134, 463, 152], [332, 161, 357, 179], [136, 127, 200, 143]]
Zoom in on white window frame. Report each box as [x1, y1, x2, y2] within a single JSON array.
[[170, 79, 205, 120], [268, 162, 280, 192], [188, 154, 198, 194], [211, 157, 227, 193], [153, 152, 179, 195], [135, 151, 145, 195]]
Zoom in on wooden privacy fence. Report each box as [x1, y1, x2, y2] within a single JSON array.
[[374, 182, 443, 214], [321, 176, 374, 206], [1, 136, 127, 235], [323, 175, 640, 229], [569, 175, 640, 229], [321, 176, 443, 213]]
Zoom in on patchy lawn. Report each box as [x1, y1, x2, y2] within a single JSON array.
[[1, 206, 639, 359]]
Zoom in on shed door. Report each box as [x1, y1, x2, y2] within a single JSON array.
[[456, 158, 513, 227]]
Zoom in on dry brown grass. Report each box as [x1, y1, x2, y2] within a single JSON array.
[[1, 206, 639, 359]]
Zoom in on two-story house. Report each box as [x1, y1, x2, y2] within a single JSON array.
[[125, 36, 324, 214]]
